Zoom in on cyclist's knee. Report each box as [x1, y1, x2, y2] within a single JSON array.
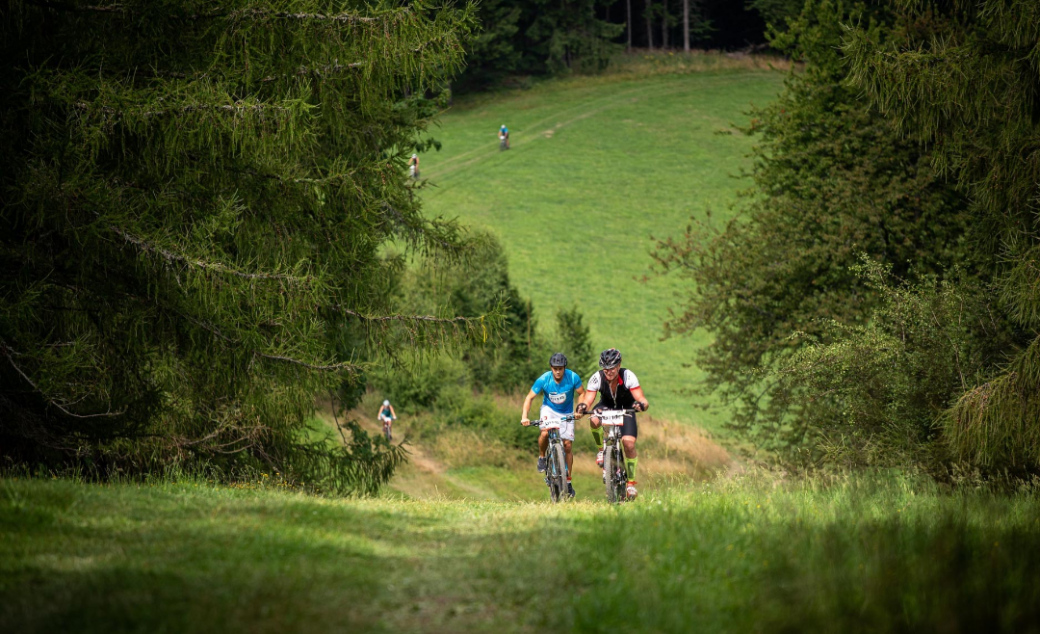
[[563, 440, 573, 452]]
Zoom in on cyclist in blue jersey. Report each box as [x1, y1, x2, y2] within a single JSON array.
[[521, 352, 584, 498], [499, 124, 510, 149]]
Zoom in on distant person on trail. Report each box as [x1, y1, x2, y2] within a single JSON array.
[[408, 153, 420, 179], [377, 399, 397, 441], [575, 348, 649, 500], [521, 352, 584, 498], [499, 124, 510, 149]]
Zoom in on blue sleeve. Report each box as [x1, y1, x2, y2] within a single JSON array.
[[531, 375, 544, 394], [569, 370, 582, 391]]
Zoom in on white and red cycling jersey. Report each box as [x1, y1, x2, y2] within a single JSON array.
[[586, 368, 640, 410]]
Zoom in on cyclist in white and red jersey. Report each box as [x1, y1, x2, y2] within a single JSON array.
[[575, 348, 649, 500]]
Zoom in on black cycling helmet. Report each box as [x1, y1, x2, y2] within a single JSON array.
[[549, 352, 568, 368], [599, 348, 622, 369]]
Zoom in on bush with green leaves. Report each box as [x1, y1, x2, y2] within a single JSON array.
[[774, 260, 1016, 469]]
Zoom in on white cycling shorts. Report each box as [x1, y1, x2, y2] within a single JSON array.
[[539, 405, 574, 441]]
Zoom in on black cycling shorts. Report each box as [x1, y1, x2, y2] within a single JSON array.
[[593, 404, 637, 438]]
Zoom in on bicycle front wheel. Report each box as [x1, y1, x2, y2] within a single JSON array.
[[603, 443, 618, 503], [548, 442, 566, 503]]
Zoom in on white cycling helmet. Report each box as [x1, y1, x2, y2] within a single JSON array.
[[411, 153, 417, 158], [383, 400, 390, 406]]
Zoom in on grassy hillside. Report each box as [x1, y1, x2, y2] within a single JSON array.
[[4, 474, 1038, 633], [420, 62, 786, 432]]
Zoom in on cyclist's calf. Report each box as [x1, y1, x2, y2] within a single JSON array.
[[622, 435, 637, 458]]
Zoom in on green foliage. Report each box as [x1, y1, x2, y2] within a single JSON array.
[[0, 0, 479, 493], [652, 0, 981, 454], [373, 354, 470, 412], [555, 305, 596, 378], [428, 384, 530, 449], [384, 234, 549, 395], [774, 260, 1015, 468], [457, 0, 622, 89], [454, 0, 524, 90], [844, 0, 1040, 472], [524, 0, 624, 75], [748, 0, 804, 31]]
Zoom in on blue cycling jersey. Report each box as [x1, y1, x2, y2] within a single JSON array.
[[531, 369, 582, 414]]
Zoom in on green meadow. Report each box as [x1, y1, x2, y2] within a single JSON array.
[[4, 475, 1038, 633], [421, 65, 785, 432]]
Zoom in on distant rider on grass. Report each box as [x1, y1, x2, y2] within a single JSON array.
[[377, 399, 397, 440], [521, 352, 585, 498], [576, 348, 649, 500]]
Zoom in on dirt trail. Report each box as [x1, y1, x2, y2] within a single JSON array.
[[316, 398, 734, 501], [314, 405, 502, 500]]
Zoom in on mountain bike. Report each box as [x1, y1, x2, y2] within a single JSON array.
[[526, 415, 573, 503], [379, 415, 394, 442], [596, 409, 634, 503], [499, 134, 509, 150]]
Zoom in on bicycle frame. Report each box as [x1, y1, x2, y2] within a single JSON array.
[[530, 415, 573, 503], [596, 409, 631, 503]]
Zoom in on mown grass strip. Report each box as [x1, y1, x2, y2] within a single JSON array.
[[4, 475, 1038, 633]]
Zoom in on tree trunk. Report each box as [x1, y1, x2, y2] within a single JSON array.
[[645, 0, 653, 49], [661, 0, 669, 49], [626, 0, 633, 53], [683, 0, 690, 51]]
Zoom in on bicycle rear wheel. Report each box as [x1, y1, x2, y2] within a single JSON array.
[[548, 442, 566, 503]]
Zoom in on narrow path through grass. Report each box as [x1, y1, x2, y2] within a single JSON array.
[[4, 475, 1038, 633]]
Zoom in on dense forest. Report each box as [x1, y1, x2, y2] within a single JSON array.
[[4, 0, 1040, 492], [654, 0, 1040, 480]]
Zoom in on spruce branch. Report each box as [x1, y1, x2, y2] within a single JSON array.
[[256, 353, 361, 373], [0, 339, 126, 419], [234, 8, 378, 23], [111, 226, 308, 283], [25, 2, 380, 23], [76, 100, 288, 119], [339, 307, 479, 325]]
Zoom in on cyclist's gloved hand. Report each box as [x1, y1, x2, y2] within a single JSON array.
[[575, 403, 587, 415], [633, 401, 647, 412]]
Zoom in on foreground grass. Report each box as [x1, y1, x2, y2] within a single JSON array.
[[4, 475, 1038, 633]]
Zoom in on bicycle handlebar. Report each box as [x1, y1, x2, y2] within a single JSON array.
[[522, 414, 578, 426]]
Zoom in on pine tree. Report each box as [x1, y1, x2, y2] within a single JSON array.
[[846, 0, 1040, 472], [0, 0, 480, 492]]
